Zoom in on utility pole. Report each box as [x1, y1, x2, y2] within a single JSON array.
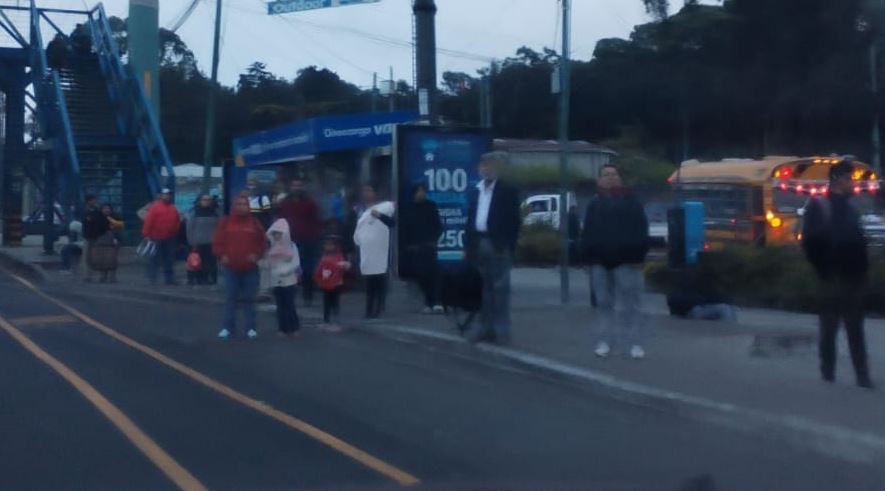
[[389, 66, 396, 112], [413, 0, 437, 121], [872, 41, 882, 173], [486, 61, 495, 128], [557, 0, 572, 304], [201, 0, 223, 194], [371, 72, 378, 112]]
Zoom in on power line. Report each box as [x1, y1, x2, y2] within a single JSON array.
[[167, 0, 202, 33]]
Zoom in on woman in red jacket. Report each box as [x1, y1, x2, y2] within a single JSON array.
[[213, 196, 267, 340]]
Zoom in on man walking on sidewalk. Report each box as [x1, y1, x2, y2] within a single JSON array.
[[142, 188, 181, 285], [581, 164, 650, 360], [213, 196, 267, 340], [802, 159, 874, 389], [464, 151, 521, 345]]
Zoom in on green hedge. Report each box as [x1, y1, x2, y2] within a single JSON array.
[[516, 223, 561, 266], [646, 246, 885, 314]]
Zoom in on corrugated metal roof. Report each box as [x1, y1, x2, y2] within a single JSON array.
[[493, 138, 617, 155]]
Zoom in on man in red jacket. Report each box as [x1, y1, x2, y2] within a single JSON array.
[[213, 195, 267, 340], [276, 178, 322, 305], [142, 188, 181, 285]]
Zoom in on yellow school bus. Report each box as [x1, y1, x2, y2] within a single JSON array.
[[669, 156, 879, 248]]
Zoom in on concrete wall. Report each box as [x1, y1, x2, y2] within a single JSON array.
[[509, 150, 615, 178]]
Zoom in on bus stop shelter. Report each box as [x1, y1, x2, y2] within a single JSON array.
[[229, 111, 419, 215]]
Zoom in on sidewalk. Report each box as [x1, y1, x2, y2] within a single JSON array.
[[3, 239, 885, 461]]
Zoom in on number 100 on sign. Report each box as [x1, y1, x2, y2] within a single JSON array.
[[423, 168, 468, 192]]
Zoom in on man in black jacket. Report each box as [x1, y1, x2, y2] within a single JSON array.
[[464, 151, 521, 345], [581, 164, 650, 359], [802, 160, 873, 389], [82, 194, 108, 283]]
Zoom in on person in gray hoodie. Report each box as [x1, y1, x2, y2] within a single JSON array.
[[186, 195, 221, 285]]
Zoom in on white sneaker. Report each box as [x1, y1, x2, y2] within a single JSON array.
[[594, 342, 611, 358], [247, 329, 258, 340], [217, 328, 231, 340], [630, 345, 646, 360], [421, 306, 434, 314], [432, 305, 445, 314]]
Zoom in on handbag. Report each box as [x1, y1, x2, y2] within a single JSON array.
[[186, 250, 202, 272], [136, 238, 157, 258]]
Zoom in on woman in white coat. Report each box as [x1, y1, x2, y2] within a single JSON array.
[[266, 219, 301, 336], [353, 183, 396, 319]]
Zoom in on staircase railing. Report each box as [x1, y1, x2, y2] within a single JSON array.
[[88, 2, 174, 196], [29, 0, 81, 215]]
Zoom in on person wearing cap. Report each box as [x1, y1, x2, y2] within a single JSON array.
[[142, 188, 182, 285], [464, 151, 521, 345], [802, 159, 874, 389]]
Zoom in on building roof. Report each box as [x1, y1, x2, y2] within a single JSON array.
[[493, 138, 617, 155]]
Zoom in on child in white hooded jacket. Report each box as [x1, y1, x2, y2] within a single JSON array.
[[265, 219, 301, 336]]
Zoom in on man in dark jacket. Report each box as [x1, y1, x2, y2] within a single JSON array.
[[802, 159, 873, 389], [581, 163, 650, 360], [401, 182, 443, 312], [464, 151, 521, 345], [82, 194, 108, 282], [277, 179, 322, 305]]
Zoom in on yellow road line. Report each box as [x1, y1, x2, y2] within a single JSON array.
[[10, 314, 77, 327], [0, 315, 207, 491], [10, 274, 421, 487]]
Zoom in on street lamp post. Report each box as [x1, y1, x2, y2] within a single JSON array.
[[201, 0, 223, 194], [557, 0, 572, 304]]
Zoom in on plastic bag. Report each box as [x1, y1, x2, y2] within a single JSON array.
[[136, 238, 156, 258], [186, 250, 202, 272]]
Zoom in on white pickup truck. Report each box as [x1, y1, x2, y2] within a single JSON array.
[[521, 193, 578, 230]]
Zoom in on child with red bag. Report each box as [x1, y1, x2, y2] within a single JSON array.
[[314, 238, 351, 332]]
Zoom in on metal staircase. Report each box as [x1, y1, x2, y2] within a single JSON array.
[[17, 1, 175, 245]]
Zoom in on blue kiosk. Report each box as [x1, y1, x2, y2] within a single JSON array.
[[229, 111, 419, 213]]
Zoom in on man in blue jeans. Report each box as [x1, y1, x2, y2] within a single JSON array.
[[142, 188, 181, 285]]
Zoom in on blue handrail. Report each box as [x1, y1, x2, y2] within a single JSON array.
[[88, 3, 175, 196], [29, 0, 81, 211]]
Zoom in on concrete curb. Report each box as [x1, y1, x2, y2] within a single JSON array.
[[364, 322, 885, 465], [0, 249, 49, 283]]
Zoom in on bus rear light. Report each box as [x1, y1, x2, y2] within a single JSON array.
[[796, 185, 804, 193], [770, 217, 783, 228]]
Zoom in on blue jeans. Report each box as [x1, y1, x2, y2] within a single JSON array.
[[148, 238, 176, 284], [222, 268, 259, 334], [591, 265, 644, 347]]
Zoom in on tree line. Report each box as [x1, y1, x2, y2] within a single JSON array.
[[101, 0, 885, 184]]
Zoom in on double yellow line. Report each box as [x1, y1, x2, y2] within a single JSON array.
[[1, 273, 420, 489]]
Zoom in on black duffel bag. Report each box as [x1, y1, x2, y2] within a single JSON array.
[[440, 263, 483, 332]]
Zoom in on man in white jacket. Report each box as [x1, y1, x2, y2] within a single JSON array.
[[353, 183, 395, 319]]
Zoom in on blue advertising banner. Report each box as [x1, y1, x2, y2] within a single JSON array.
[[395, 125, 492, 266], [233, 111, 418, 167]]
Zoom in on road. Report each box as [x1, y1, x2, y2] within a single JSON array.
[[0, 270, 882, 491]]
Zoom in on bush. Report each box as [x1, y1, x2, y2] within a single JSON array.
[[647, 245, 885, 314], [516, 223, 561, 266]]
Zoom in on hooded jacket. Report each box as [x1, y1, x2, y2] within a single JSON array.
[[264, 219, 301, 288]]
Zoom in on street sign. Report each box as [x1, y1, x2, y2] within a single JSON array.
[[267, 0, 380, 15]]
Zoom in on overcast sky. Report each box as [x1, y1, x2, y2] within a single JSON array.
[[29, 1, 711, 88]]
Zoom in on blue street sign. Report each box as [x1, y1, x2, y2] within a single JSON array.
[[267, 0, 380, 15]]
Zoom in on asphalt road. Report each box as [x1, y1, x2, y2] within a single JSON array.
[[0, 271, 882, 491]]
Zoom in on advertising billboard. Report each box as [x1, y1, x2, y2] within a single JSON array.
[[395, 125, 492, 267]]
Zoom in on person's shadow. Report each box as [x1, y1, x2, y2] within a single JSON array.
[[677, 474, 717, 491]]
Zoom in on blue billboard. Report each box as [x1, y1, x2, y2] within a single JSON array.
[[395, 125, 492, 266], [233, 111, 418, 167], [267, 0, 380, 15]]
